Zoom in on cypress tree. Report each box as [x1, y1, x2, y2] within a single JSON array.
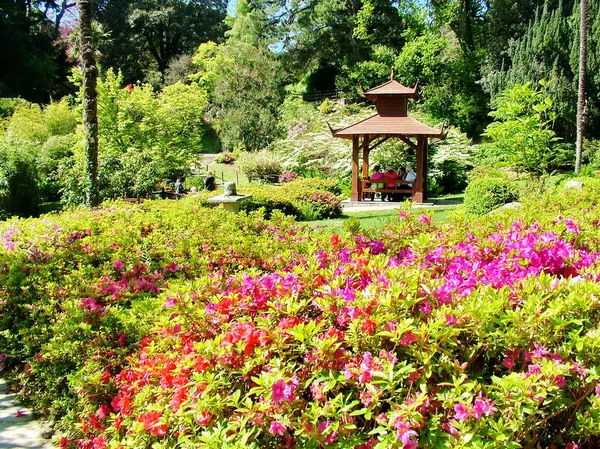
[[482, 0, 599, 141]]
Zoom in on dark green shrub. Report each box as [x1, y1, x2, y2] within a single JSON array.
[[464, 177, 518, 215], [0, 147, 39, 217]]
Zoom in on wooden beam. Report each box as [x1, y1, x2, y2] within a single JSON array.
[[399, 136, 418, 150], [368, 136, 391, 152]]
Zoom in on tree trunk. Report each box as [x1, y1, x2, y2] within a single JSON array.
[[77, 0, 99, 206], [575, 0, 588, 174]]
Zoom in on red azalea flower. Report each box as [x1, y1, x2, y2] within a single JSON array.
[[97, 404, 111, 419], [196, 410, 212, 426], [361, 317, 377, 335]]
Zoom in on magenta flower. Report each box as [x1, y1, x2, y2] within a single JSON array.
[[271, 378, 298, 405], [317, 420, 338, 444], [445, 314, 457, 325], [472, 397, 496, 419], [164, 296, 177, 308], [564, 219, 580, 234], [595, 385, 600, 398], [453, 403, 470, 421], [565, 443, 579, 449], [419, 301, 431, 314], [112, 259, 125, 271], [80, 297, 104, 312], [269, 421, 287, 436], [419, 213, 431, 224]]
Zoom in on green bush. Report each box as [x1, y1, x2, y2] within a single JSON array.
[[213, 151, 236, 164], [236, 177, 342, 220], [0, 146, 39, 217], [463, 176, 518, 215], [237, 150, 283, 182]]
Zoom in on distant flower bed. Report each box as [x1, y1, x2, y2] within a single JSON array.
[[2, 180, 600, 448]]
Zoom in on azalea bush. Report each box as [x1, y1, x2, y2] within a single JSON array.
[[2, 180, 600, 448], [237, 177, 342, 220]]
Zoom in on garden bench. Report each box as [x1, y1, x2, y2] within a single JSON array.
[[150, 189, 184, 200], [361, 178, 413, 200]]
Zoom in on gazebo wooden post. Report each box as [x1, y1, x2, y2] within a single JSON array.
[[351, 135, 360, 201], [414, 137, 426, 203], [362, 135, 371, 180]]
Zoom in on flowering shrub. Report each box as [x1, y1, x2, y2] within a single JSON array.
[[278, 171, 298, 183], [213, 152, 236, 164], [2, 180, 600, 448], [237, 177, 342, 220]]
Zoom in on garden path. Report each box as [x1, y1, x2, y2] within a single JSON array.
[[0, 379, 53, 448]]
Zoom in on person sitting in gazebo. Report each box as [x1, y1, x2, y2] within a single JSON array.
[[405, 166, 416, 187], [384, 166, 399, 201], [369, 165, 384, 200]]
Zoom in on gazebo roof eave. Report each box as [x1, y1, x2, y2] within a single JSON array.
[[332, 132, 446, 140]]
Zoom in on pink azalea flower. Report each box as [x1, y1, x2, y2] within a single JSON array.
[[565, 443, 579, 449], [16, 410, 27, 417], [96, 404, 111, 419], [419, 213, 431, 224], [445, 314, 457, 325], [271, 378, 298, 405], [453, 403, 470, 421], [442, 421, 458, 435], [164, 296, 177, 308], [112, 259, 125, 271], [472, 397, 496, 419], [564, 219, 580, 234], [270, 421, 287, 436], [317, 420, 338, 444], [595, 385, 600, 398]]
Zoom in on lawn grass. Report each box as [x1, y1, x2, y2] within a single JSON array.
[[309, 194, 463, 233]]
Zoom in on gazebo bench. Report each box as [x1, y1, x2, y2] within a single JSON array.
[[361, 178, 413, 200]]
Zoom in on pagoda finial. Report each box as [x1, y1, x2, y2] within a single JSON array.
[[390, 67, 396, 80]]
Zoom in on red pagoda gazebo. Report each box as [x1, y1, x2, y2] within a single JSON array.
[[331, 69, 445, 203]]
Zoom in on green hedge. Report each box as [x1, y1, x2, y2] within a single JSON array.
[[463, 176, 518, 215], [233, 177, 343, 220]]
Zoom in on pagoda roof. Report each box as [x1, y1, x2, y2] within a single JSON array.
[[332, 114, 444, 139], [363, 79, 419, 100]]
